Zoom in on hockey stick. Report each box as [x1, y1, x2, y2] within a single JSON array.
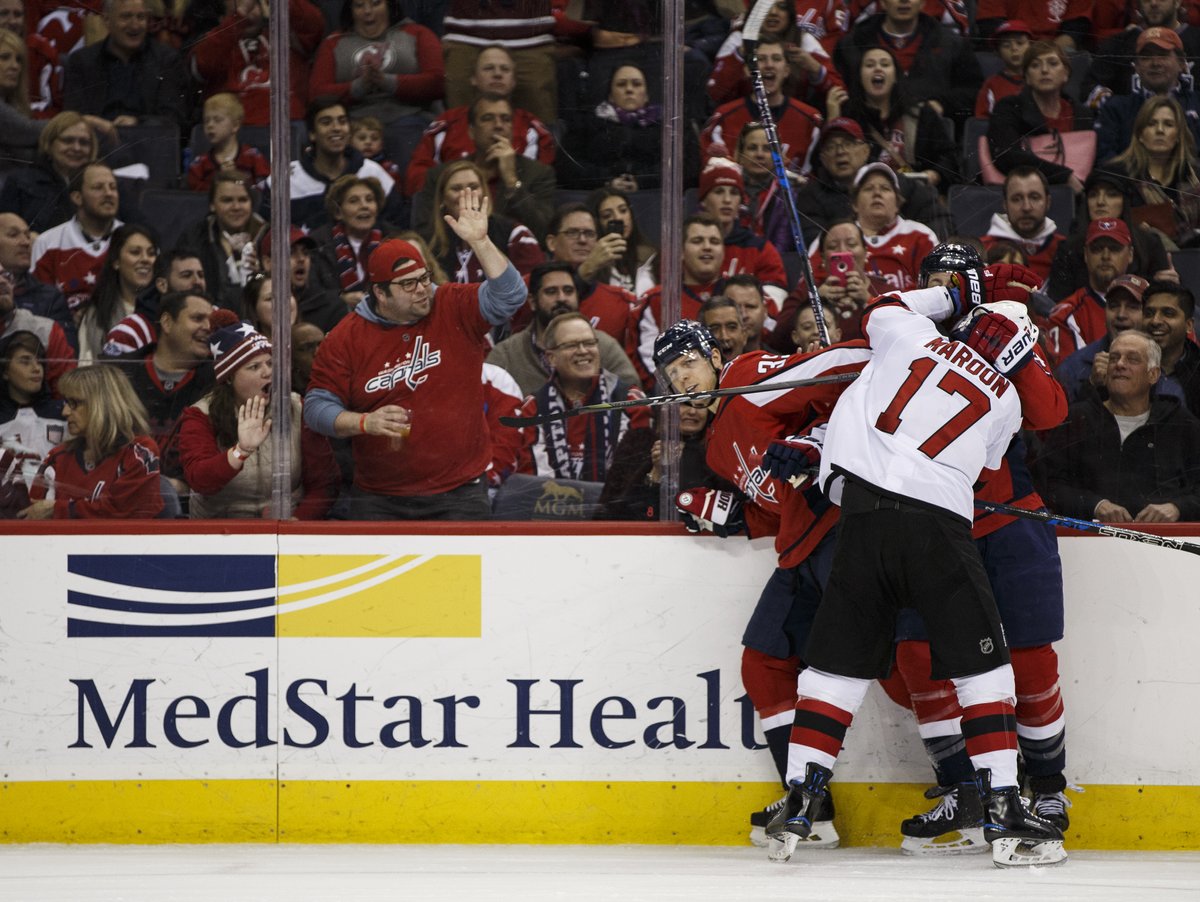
[[498, 371, 858, 429], [975, 499, 1200, 557], [743, 0, 831, 347]]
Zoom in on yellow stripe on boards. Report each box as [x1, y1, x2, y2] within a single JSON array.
[[3, 781, 1198, 849]]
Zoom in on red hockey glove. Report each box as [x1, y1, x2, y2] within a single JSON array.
[[762, 435, 822, 488], [981, 263, 1043, 305], [958, 310, 1036, 375], [676, 488, 745, 537]]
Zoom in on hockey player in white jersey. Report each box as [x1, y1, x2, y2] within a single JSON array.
[[759, 244, 1067, 868]]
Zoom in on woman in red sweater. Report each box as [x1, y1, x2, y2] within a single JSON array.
[[19, 364, 163, 519], [178, 310, 336, 520]]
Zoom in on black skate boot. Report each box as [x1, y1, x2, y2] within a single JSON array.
[[1028, 773, 1071, 832], [750, 786, 839, 849], [899, 780, 987, 855], [978, 768, 1067, 867], [765, 763, 834, 862]]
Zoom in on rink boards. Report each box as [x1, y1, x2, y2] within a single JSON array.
[[1, 524, 1198, 849]]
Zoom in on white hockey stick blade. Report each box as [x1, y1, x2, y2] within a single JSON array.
[[990, 836, 1068, 868], [900, 827, 989, 856], [753, 820, 840, 850], [766, 830, 800, 862]]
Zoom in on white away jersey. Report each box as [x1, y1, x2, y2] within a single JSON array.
[[819, 288, 1023, 521]]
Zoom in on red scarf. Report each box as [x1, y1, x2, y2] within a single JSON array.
[[332, 222, 382, 292]]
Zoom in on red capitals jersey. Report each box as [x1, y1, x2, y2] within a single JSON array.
[[706, 343, 871, 567], [306, 285, 495, 496], [701, 97, 823, 174], [483, 362, 530, 486], [631, 282, 716, 390], [1044, 287, 1105, 368], [30, 435, 163, 518], [808, 217, 938, 294], [972, 346, 1067, 537], [722, 226, 789, 312], [976, 71, 1024, 118], [976, 0, 1092, 41], [404, 106, 555, 196], [31, 217, 120, 300]]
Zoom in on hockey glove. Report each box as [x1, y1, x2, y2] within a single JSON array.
[[762, 435, 822, 489], [981, 263, 1043, 305], [959, 310, 1036, 375], [676, 488, 745, 537]]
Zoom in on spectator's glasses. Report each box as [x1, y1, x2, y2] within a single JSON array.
[[548, 339, 599, 353], [555, 228, 597, 241], [820, 139, 862, 155], [389, 273, 432, 293], [62, 397, 87, 410]]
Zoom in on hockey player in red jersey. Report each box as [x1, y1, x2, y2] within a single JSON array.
[[653, 316, 871, 851], [759, 243, 1068, 868]]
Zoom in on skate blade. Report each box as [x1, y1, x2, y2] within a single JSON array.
[[754, 821, 839, 851], [766, 831, 799, 862], [900, 828, 988, 856], [991, 837, 1068, 868]]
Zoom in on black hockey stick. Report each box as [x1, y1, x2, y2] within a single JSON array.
[[975, 499, 1200, 557], [499, 371, 858, 429], [743, 0, 831, 347]]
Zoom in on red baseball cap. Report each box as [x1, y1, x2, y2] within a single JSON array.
[[820, 117, 865, 147], [257, 225, 316, 257], [1136, 27, 1184, 55], [994, 20, 1033, 38], [1086, 218, 1132, 247], [1106, 273, 1149, 304], [366, 239, 428, 284]]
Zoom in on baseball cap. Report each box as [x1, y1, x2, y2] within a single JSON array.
[[852, 161, 901, 193], [1086, 218, 1132, 247], [1084, 167, 1126, 196], [257, 225, 316, 257], [820, 117, 866, 147], [366, 239, 427, 284], [1136, 27, 1184, 55], [994, 20, 1033, 38], [699, 156, 744, 199], [1106, 273, 1149, 304]]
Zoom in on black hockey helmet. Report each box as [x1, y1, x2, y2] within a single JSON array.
[[653, 319, 720, 371], [918, 242, 984, 288]]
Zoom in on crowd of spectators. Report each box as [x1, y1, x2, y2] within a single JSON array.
[[1, 0, 1199, 522]]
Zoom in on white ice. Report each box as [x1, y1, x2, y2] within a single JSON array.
[[1, 845, 1198, 902]]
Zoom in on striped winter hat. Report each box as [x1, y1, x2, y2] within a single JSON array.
[[208, 308, 270, 383]]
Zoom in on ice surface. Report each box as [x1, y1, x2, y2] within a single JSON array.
[[1, 844, 1197, 902]]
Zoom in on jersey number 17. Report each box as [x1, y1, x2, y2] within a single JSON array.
[[875, 358, 992, 459]]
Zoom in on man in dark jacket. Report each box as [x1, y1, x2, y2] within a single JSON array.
[[1083, 0, 1200, 109], [1034, 330, 1200, 523], [61, 0, 188, 129], [794, 118, 948, 244], [833, 0, 982, 121]]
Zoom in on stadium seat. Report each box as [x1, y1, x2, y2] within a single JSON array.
[[107, 123, 181, 188], [961, 117, 989, 184], [137, 189, 211, 251], [976, 51, 1004, 80], [1170, 247, 1200, 289], [948, 184, 1075, 238]]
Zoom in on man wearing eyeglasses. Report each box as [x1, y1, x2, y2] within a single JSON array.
[[487, 261, 639, 397], [303, 188, 528, 520]]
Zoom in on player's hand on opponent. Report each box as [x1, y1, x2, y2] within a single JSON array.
[[981, 262, 1043, 305], [958, 310, 1036, 375], [762, 435, 821, 488], [676, 488, 745, 537]]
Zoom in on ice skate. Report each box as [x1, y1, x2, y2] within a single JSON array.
[[1028, 774, 1072, 832], [899, 781, 987, 855], [765, 763, 834, 862], [978, 769, 1067, 868], [750, 787, 838, 850]]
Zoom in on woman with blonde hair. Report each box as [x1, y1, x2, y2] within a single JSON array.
[[422, 159, 542, 283], [1105, 96, 1200, 249], [0, 109, 113, 232], [19, 365, 163, 519], [0, 28, 39, 166]]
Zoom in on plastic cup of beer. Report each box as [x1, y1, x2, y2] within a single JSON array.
[[389, 410, 412, 451]]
